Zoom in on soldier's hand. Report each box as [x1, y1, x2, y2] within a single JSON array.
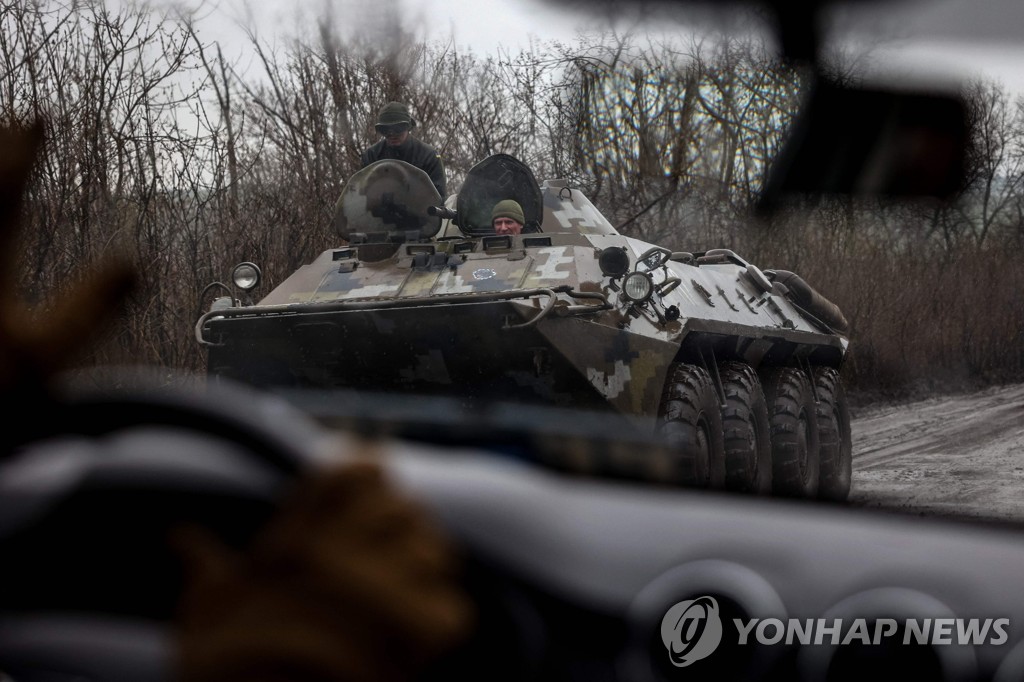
[[174, 457, 473, 682]]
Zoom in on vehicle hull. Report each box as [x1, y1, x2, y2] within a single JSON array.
[[204, 298, 678, 416]]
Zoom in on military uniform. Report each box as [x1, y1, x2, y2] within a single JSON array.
[[361, 137, 446, 198], [361, 102, 446, 198]]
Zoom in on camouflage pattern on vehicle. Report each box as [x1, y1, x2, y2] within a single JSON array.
[[197, 154, 853, 499]]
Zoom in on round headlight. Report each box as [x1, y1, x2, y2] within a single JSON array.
[[623, 272, 653, 302], [598, 246, 631, 278], [232, 262, 261, 291]]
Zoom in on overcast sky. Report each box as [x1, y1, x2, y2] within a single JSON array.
[[185, 0, 1024, 94]]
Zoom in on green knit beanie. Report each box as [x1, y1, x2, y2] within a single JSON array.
[[491, 199, 524, 225], [375, 102, 415, 128]]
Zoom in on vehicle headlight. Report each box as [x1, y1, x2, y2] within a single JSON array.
[[622, 272, 653, 302], [598, 246, 631, 278], [232, 262, 261, 291]]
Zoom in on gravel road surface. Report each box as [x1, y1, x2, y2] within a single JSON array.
[[849, 383, 1024, 522]]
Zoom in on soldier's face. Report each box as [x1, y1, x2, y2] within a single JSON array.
[[493, 217, 523, 235], [378, 124, 410, 146]]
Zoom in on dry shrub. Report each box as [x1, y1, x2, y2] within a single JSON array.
[[3, 3, 1021, 401]]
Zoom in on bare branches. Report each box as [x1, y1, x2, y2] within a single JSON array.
[[2, 3, 1023, 392]]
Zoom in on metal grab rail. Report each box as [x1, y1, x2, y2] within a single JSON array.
[[195, 287, 611, 346]]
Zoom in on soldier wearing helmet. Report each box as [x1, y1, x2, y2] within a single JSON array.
[[361, 102, 447, 198]]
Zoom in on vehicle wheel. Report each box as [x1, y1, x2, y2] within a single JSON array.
[[814, 366, 852, 501], [719, 362, 772, 494], [761, 367, 820, 498], [657, 363, 726, 488]]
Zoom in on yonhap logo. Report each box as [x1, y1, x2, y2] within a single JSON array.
[[660, 596, 724, 667]]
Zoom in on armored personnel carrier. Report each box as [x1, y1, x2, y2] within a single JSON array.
[[196, 154, 852, 499]]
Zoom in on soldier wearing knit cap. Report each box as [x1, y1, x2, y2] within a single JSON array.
[[361, 102, 447, 198], [491, 199, 525, 236]]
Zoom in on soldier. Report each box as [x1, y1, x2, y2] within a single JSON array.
[[491, 199, 524, 236], [361, 102, 446, 198]]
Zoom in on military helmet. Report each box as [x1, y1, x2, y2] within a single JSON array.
[[375, 102, 415, 130]]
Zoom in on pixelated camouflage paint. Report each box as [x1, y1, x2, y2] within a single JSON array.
[[200, 156, 848, 423], [540, 180, 618, 236], [333, 160, 442, 239], [206, 300, 618, 411], [536, 316, 671, 419], [264, 237, 610, 305]]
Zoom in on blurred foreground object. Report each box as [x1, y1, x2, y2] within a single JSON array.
[[0, 377, 472, 681], [761, 80, 968, 205], [0, 122, 135, 406], [0, 119, 470, 681], [176, 459, 472, 682]]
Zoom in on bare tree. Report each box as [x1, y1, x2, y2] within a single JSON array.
[[955, 79, 1024, 247]]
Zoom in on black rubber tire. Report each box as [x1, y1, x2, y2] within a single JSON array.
[[719, 362, 772, 494], [657, 363, 726, 488], [761, 367, 820, 498], [814, 367, 853, 501]]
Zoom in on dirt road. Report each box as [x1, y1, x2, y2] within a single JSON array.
[[849, 383, 1024, 522]]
